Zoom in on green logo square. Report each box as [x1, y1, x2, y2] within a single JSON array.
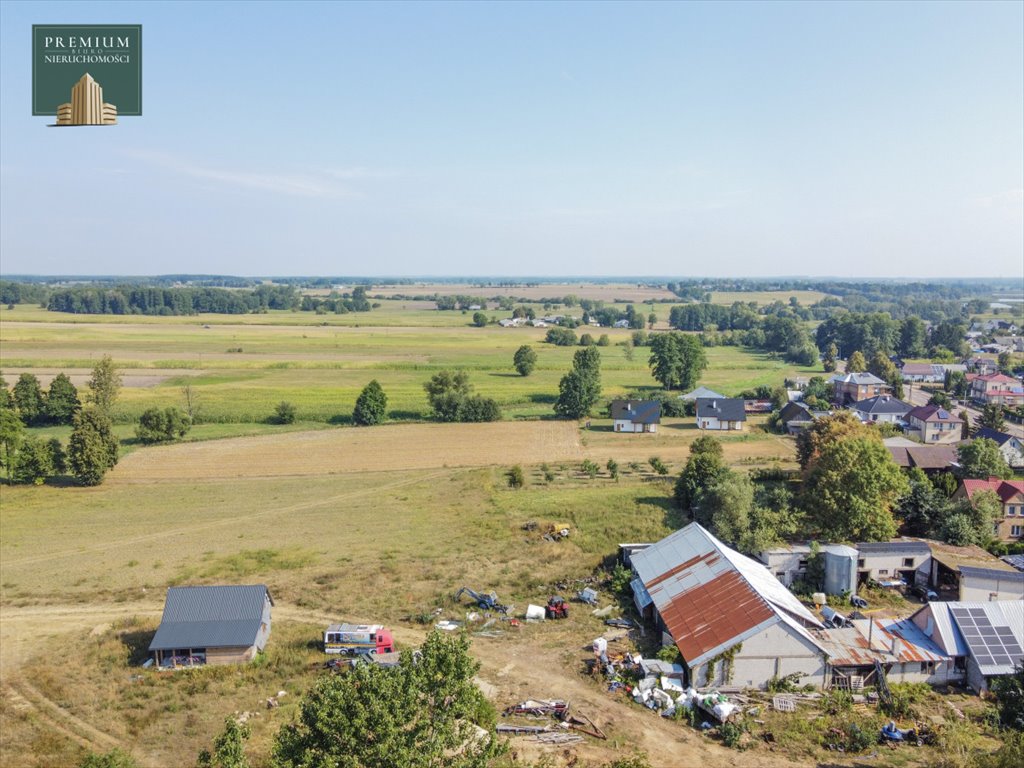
[[32, 24, 142, 117]]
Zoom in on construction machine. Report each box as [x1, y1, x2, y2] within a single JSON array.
[[454, 587, 509, 614]]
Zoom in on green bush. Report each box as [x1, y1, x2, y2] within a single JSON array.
[[719, 720, 745, 748]]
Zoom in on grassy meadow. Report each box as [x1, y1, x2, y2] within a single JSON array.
[[0, 300, 821, 425]]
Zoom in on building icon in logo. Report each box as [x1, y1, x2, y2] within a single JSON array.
[[56, 73, 117, 125]]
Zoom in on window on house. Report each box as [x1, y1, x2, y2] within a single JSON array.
[[1010, 506, 1018, 516], [878, 569, 889, 576], [798, 559, 808, 570], [920, 661, 934, 673], [857, 559, 865, 568], [1012, 525, 1022, 537], [903, 558, 914, 567]]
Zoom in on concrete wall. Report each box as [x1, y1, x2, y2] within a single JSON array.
[[959, 574, 1024, 602], [761, 549, 810, 586], [886, 659, 953, 686], [859, 552, 930, 583], [255, 596, 272, 652], [690, 621, 826, 690]]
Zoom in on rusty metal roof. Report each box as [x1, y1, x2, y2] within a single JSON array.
[[814, 618, 946, 667], [631, 523, 824, 667]]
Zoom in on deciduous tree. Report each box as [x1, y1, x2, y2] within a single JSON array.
[[0, 409, 25, 484], [802, 435, 908, 541], [136, 407, 191, 443], [554, 347, 601, 419], [513, 345, 537, 376], [957, 438, 1012, 480], [68, 407, 119, 486], [647, 333, 707, 390], [197, 717, 251, 768], [272, 631, 504, 768], [353, 380, 388, 425], [12, 373, 45, 425], [846, 351, 867, 373], [86, 355, 122, 413], [980, 403, 1006, 432], [45, 372, 80, 425]]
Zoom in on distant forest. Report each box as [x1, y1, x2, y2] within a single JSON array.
[[0, 281, 373, 316]]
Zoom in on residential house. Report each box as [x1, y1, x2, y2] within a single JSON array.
[[954, 478, 1024, 542], [629, 523, 827, 689], [968, 373, 1024, 407], [829, 372, 889, 405], [149, 585, 273, 667], [884, 437, 959, 474], [610, 399, 661, 433], [849, 395, 912, 424], [909, 601, 1024, 692], [900, 363, 944, 383], [695, 397, 746, 431], [680, 386, 727, 402], [972, 427, 1024, 469], [904, 405, 964, 445], [778, 402, 817, 434], [967, 357, 1000, 375], [994, 336, 1024, 353]]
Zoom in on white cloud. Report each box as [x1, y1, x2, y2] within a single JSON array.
[[122, 150, 368, 198]]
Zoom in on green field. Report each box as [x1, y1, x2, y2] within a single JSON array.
[[1, 303, 821, 424]]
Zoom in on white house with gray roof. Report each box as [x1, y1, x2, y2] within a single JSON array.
[[695, 397, 746, 431]]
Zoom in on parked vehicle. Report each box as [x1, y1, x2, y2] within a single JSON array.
[[909, 584, 938, 602], [454, 586, 509, 614], [323, 623, 394, 655], [545, 595, 569, 619]]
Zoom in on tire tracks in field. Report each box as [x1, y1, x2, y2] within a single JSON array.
[[3, 470, 449, 569]]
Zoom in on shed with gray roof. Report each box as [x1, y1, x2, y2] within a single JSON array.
[[149, 585, 273, 667]]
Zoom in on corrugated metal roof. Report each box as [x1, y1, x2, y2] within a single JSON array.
[[631, 524, 823, 667], [857, 540, 932, 556], [918, 601, 1024, 674], [959, 566, 1024, 583], [149, 585, 271, 651], [882, 618, 953, 663]]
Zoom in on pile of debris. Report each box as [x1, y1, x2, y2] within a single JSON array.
[[498, 699, 606, 742], [592, 641, 739, 723]]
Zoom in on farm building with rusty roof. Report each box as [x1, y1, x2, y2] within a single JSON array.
[[628, 523, 828, 689]]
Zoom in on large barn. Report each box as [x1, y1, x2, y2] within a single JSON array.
[[629, 523, 827, 689], [149, 585, 273, 667]]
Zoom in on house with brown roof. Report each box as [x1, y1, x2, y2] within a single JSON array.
[[884, 437, 959, 473], [954, 478, 1024, 542], [968, 373, 1024, 407], [628, 523, 827, 689], [904, 405, 964, 445]]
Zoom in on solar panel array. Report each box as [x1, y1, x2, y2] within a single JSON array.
[[950, 607, 1024, 670]]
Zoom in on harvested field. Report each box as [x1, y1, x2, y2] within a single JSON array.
[[111, 421, 585, 480], [109, 420, 795, 482]]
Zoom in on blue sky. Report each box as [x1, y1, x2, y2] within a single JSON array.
[[1, 0, 1021, 277]]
